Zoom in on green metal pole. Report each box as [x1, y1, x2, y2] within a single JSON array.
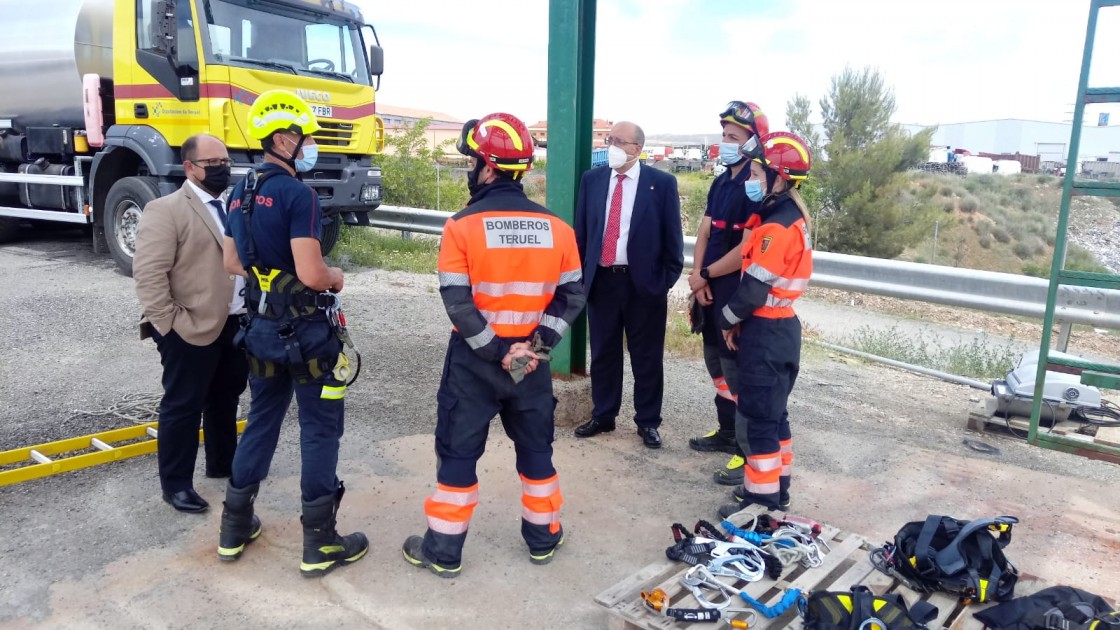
[[1028, 0, 1100, 444], [546, 0, 595, 375]]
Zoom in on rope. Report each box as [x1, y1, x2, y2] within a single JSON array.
[[68, 393, 163, 424]]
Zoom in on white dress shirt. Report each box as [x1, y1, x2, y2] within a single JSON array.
[[601, 160, 641, 266], [187, 180, 245, 314]]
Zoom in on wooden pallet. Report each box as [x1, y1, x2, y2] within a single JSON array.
[[594, 505, 1060, 630], [965, 399, 1113, 448]]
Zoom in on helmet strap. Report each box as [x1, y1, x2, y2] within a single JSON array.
[[265, 132, 306, 171]]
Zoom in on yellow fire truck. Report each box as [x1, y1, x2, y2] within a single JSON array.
[[0, 0, 384, 274]]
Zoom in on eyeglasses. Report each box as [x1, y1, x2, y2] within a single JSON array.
[[720, 100, 760, 129], [191, 158, 234, 168], [605, 136, 639, 148]]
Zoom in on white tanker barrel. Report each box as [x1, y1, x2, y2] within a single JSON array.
[[0, 0, 114, 132]]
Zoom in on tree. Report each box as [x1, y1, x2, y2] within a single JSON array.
[[376, 118, 469, 211], [788, 67, 937, 258]]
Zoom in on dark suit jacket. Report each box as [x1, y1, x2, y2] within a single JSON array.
[[574, 164, 684, 297]]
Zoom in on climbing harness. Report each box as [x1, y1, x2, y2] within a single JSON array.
[[235, 168, 362, 385]]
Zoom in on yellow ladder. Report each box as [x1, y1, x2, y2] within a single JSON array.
[[0, 420, 247, 487]]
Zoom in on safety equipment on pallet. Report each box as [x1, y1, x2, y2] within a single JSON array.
[[799, 585, 938, 630], [665, 521, 782, 580], [870, 515, 1019, 604], [721, 514, 830, 569], [972, 586, 1120, 630], [641, 583, 759, 628], [236, 168, 361, 386]]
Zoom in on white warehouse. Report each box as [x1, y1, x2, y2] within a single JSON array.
[[903, 119, 1120, 164]]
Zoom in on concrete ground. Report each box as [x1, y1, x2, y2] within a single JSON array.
[[1, 227, 1118, 629]]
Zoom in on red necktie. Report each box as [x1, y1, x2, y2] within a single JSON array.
[[601, 173, 625, 265]]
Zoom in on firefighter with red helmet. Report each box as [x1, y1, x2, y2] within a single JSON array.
[[715, 131, 813, 518], [688, 101, 769, 486], [402, 113, 586, 578]]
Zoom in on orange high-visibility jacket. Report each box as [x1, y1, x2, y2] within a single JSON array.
[[719, 193, 812, 326], [438, 180, 585, 362]]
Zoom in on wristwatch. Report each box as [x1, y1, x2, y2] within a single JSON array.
[[699, 267, 711, 280]]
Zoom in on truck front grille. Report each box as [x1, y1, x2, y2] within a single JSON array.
[[313, 122, 355, 147]]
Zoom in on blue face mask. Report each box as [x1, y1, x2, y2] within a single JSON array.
[[744, 179, 764, 202], [295, 144, 318, 172], [719, 142, 743, 166]]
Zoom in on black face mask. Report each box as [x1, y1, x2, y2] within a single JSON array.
[[467, 160, 486, 196], [200, 165, 231, 196]]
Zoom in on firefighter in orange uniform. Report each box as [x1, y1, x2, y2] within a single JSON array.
[[715, 132, 813, 518], [403, 113, 586, 577]]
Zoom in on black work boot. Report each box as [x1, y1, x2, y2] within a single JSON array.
[[733, 485, 791, 511], [300, 482, 369, 577], [402, 535, 462, 578], [688, 429, 738, 454], [528, 527, 565, 566], [217, 482, 262, 561]]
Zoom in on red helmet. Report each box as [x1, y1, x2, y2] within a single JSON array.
[[741, 131, 811, 184], [719, 101, 769, 137], [457, 113, 534, 178]]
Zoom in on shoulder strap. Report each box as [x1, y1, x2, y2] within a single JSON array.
[[240, 168, 283, 269], [934, 516, 1018, 576]]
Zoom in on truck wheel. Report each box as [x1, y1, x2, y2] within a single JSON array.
[[104, 176, 160, 277], [0, 217, 20, 243], [320, 215, 341, 256]]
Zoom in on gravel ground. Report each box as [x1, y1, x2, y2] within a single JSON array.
[[1, 227, 1118, 623]]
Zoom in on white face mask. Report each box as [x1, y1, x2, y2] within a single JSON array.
[[607, 145, 631, 169]]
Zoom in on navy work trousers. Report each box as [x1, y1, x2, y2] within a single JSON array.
[[422, 333, 561, 567], [230, 316, 346, 502]]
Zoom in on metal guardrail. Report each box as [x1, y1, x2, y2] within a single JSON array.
[[370, 205, 1120, 329]]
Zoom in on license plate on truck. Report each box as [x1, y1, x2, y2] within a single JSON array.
[[311, 105, 333, 118]]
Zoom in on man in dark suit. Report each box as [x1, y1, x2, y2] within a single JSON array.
[[134, 133, 248, 513], [573, 121, 684, 448]]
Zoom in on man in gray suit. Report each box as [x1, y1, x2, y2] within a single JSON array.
[[134, 134, 248, 513]]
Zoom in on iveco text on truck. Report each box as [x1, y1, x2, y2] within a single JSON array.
[[0, 0, 385, 274]]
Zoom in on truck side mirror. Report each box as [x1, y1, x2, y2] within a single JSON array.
[[369, 45, 384, 78]]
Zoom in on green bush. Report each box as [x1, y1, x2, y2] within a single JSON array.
[[1012, 241, 1034, 258], [959, 195, 979, 213], [843, 325, 1018, 379], [992, 227, 1011, 243], [979, 235, 992, 249]]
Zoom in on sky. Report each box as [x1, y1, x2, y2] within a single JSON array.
[[351, 0, 1120, 135]]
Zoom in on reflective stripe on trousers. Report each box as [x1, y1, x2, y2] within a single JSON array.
[[712, 376, 736, 402], [744, 453, 781, 496], [780, 438, 793, 476], [520, 473, 562, 534], [425, 483, 479, 535]]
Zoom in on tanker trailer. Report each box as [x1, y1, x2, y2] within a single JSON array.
[[0, 0, 384, 275]]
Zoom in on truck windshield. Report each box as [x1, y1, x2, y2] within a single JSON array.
[[201, 0, 370, 86]]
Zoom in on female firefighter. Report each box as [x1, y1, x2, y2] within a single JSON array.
[[715, 131, 813, 518]]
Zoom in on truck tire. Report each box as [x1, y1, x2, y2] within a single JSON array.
[[321, 215, 341, 256], [0, 217, 20, 243], [104, 176, 160, 277]]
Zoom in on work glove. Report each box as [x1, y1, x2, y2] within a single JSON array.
[[509, 332, 552, 384]]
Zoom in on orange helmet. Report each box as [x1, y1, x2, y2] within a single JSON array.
[[457, 113, 534, 179], [741, 131, 811, 185], [719, 101, 769, 137]]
